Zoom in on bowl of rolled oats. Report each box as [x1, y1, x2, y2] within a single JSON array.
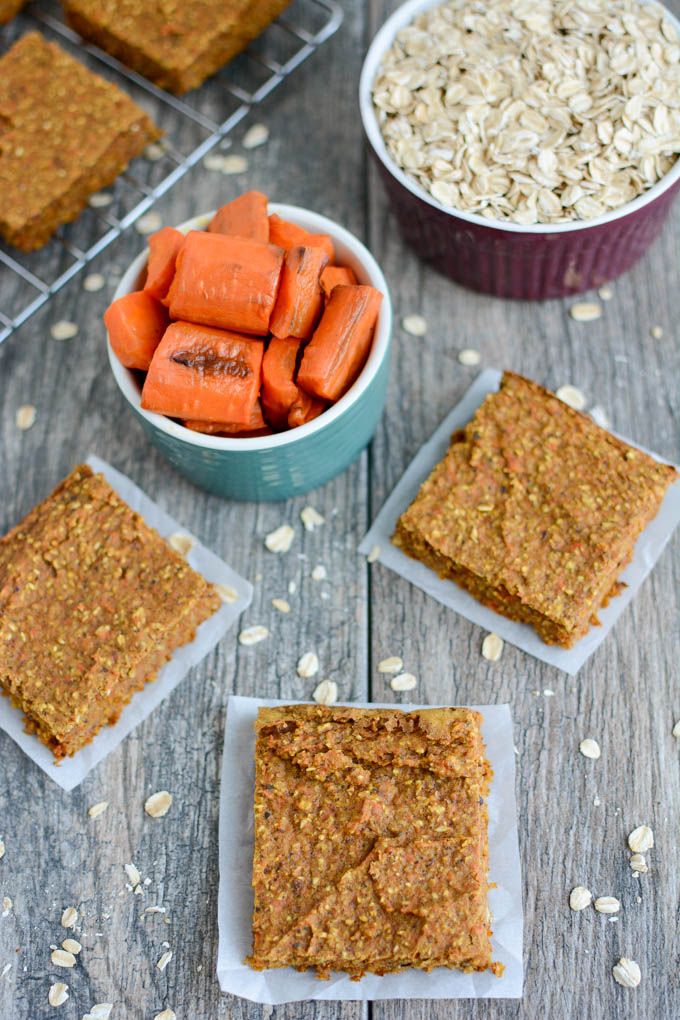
[[360, 0, 680, 299]]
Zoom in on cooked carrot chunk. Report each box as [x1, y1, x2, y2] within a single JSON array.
[[141, 321, 264, 425], [288, 390, 326, 428], [269, 245, 329, 340], [184, 400, 267, 434], [261, 336, 302, 429], [268, 214, 334, 262], [166, 230, 284, 336], [320, 264, 358, 301], [144, 226, 184, 302], [207, 191, 269, 243], [104, 290, 168, 371], [297, 285, 382, 402]]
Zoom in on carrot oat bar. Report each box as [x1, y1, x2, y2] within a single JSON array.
[[0, 0, 28, 23], [394, 371, 678, 648], [0, 465, 221, 757], [0, 33, 160, 251], [62, 0, 293, 95], [248, 704, 499, 979]]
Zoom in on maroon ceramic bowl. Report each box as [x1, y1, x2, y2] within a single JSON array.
[[359, 0, 680, 301]]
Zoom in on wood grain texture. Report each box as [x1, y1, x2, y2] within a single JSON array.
[[0, 0, 679, 1017]]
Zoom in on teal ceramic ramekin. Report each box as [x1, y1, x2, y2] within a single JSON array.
[[107, 204, 393, 501]]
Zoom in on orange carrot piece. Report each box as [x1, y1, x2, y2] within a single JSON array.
[[269, 245, 329, 340], [141, 321, 264, 425], [144, 226, 184, 301], [104, 290, 168, 371], [268, 214, 334, 262], [184, 400, 267, 434], [261, 336, 302, 429], [288, 390, 326, 428], [297, 284, 383, 402], [207, 191, 269, 243], [166, 230, 284, 336], [320, 264, 358, 300]]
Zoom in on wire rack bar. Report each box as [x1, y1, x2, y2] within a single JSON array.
[[0, 0, 343, 346]]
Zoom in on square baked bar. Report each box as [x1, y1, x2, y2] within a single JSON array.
[[248, 704, 499, 979], [0, 32, 159, 251], [394, 371, 677, 647], [0, 465, 221, 757], [62, 0, 293, 95]]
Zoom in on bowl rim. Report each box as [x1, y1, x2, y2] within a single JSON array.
[[107, 202, 393, 452], [359, 0, 680, 236]]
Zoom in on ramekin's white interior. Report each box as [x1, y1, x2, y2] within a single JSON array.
[[107, 204, 393, 451], [359, 0, 680, 235]]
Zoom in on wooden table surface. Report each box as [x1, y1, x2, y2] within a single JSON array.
[[1, 2, 679, 1018]]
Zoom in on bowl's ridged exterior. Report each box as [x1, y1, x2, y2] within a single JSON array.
[[375, 157, 680, 300], [131, 353, 390, 501]]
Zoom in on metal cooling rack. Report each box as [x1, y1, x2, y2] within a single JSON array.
[[0, 0, 343, 345]]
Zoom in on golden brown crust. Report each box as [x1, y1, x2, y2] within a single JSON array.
[[0, 32, 160, 251], [0, 0, 27, 23], [394, 371, 677, 647], [248, 704, 499, 979], [0, 465, 221, 757], [62, 0, 293, 94]]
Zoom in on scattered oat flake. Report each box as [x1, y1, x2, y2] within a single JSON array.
[[168, 532, 195, 557], [629, 853, 648, 874], [203, 152, 228, 171], [650, 325, 663, 339], [402, 313, 427, 337], [628, 825, 654, 853], [366, 544, 381, 563], [458, 348, 481, 366], [145, 791, 173, 818], [51, 949, 76, 968], [2, 897, 11, 915], [83, 273, 105, 292], [239, 625, 269, 646], [83, 1005, 113, 1020], [613, 958, 641, 988], [157, 950, 173, 972], [215, 583, 238, 604], [595, 896, 620, 914], [271, 597, 291, 613], [672, 720, 680, 739], [88, 801, 108, 818], [136, 211, 163, 234], [48, 982, 69, 1006], [144, 142, 165, 162], [61, 907, 78, 928], [16, 404, 36, 430], [378, 656, 403, 674], [311, 564, 327, 581], [144, 906, 166, 914], [154, 1009, 176, 1020], [579, 738, 601, 760], [300, 506, 325, 531], [297, 652, 319, 678], [556, 384, 586, 411], [265, 524, 295, 553], [0, 841, 4, 859], [543, 688, 554, 697], [242, 123, 269, 149], [88, 192, 113, 208], [391, 672, 417, 692], [598, 286, 613, 301], [569, 886, 592, 911], [481, 632, 503, 662], [124, 863, 141, 887], [589, 405, 610, 429], [313, 679, 337, 706], [570, 302, 602, 322], [62, 939, 81, 955], [0, 963, 10, 979], [221, 154, 248, 175]]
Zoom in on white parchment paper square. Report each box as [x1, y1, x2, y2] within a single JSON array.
[[217, 695, 522, 1003], [0, 455, 252, 790], [359, 369, 680, 675]]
